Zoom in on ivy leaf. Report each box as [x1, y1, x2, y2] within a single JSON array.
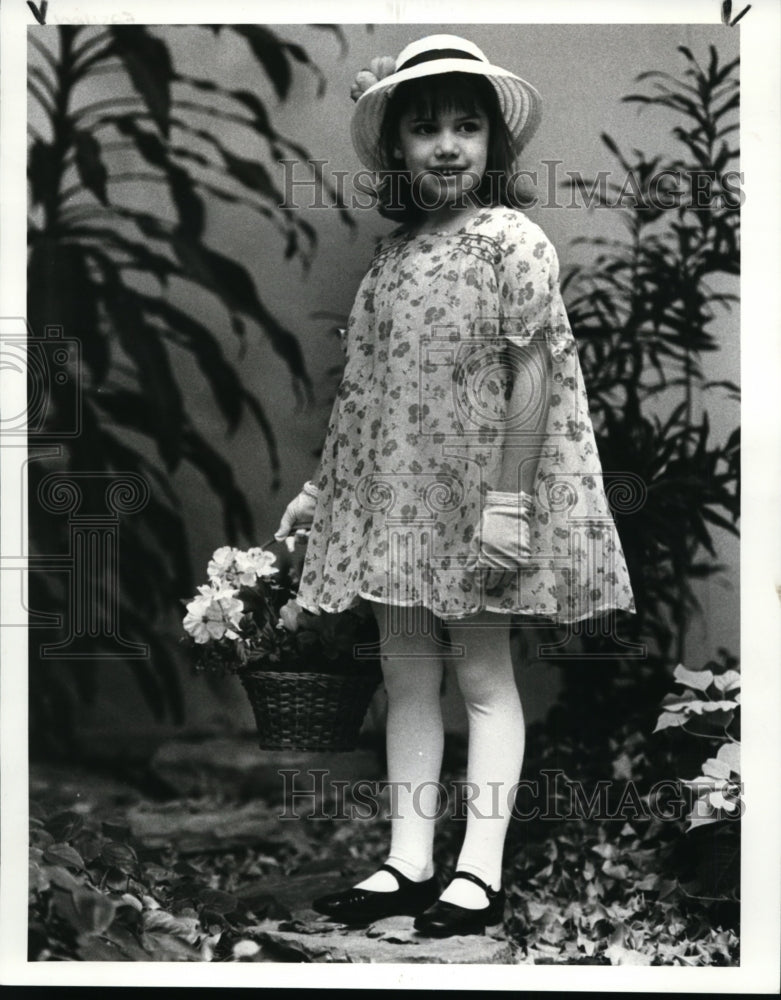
[[71, 887, 118, 936], [712, 669, 740, 693], [195, 887, 238, 914], [44, 810, 84, 842], [43, 843, 85, 871], [673, 663, 714, 691], [708, 790, 738, 812], [686, 811, 721, 831], [605, 943, 652, 965], [653, 711, 688, 733], [51, 886, 117, 937], [100, 841, 139, 876], [717, 741, 740, 775], [699, 700, 738, 713], [142, 862, 174, 885], [634, 873, 659, 891], [659, 689, 698, 711], [140, 931, 203, 961], [682, 775, 729, 796], [602, 860, 630, 880], [29, 827, 55, 850], [701, 756, 731, 779], [29, 861, 50, 894], [142, 908, 201, 944], [44, 864, 84, 892], [73, 831, 103, 864], [102, 822, 132, 842]]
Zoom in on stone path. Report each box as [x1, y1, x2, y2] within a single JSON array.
[[236, 870, 515, 963]]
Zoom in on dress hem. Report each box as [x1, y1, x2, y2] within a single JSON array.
[[295, 590, 637, 625]]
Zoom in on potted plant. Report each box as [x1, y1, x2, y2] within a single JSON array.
[[180, 537, 382, 751]]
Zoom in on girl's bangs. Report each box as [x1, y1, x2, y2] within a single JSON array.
[[396, 73, 493, 121]]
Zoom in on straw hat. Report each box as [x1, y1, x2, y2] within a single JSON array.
[[350, 34, 543, 172]]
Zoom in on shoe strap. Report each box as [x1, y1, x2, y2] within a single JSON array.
[[379, 862, 409, 886], [452, 870, 501, 897]]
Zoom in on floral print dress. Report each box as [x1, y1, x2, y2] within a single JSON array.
[[296, 205, 636, 623]]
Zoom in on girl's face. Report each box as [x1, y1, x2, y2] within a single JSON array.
[[393, 102, 490, 209]]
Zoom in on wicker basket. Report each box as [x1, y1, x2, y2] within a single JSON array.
[[240, 666, 382, 752]]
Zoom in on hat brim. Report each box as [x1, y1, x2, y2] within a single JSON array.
[[350, 59, 543, 173]]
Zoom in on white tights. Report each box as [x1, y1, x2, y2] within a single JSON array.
[[355, 605, 525, 908]]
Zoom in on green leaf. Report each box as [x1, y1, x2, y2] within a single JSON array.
[[701, 756, 731, 779], [45, 811, 84, 842], [673, 663, 714, 691], [605, 943, 652, 965], [50, 884, 117, 937], [717, 742, 740, 775], [100, 841, 138, 875], [101, 821, 132, 842], [29, 861, 51, 894], [45, 864, 85, 891], [196, 887, 238, 914], [111, 26, 172, 137], [43, 843, 85, 870], [142, 908, 201, 944], [653, 711, 688, 733], [71, 886, 118, 936], [660, 689, 699, 711]]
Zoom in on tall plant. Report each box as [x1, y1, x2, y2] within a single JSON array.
[[26, 25, 351, 753], [562, 44, 740, 666]]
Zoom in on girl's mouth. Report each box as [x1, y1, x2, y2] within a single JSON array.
[[430, 168, 467, 178]]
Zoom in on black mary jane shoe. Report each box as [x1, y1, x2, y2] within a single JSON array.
[[413, 870, 505, 938], [312, 862, 440, 925]]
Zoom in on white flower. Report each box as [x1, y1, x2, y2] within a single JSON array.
[[244, 547, 278, 580], [207, 545, 277, 587], [183, 582, 244, 643], [207, 545, 238, 583]]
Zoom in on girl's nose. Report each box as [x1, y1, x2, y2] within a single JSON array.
[[435, 132, 459, 156]]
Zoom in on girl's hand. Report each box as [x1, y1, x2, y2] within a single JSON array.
[[274, 482, 319, 542], [477, 490, 533, 569]]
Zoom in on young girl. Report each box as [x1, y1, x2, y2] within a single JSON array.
[[274, 34, 636, 937]]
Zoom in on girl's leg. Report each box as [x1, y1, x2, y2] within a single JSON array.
[[354, 602, 446, 892], [439, 611, 525, 908]]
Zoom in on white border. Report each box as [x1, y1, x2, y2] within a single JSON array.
[[2, 0, 779, 991]]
